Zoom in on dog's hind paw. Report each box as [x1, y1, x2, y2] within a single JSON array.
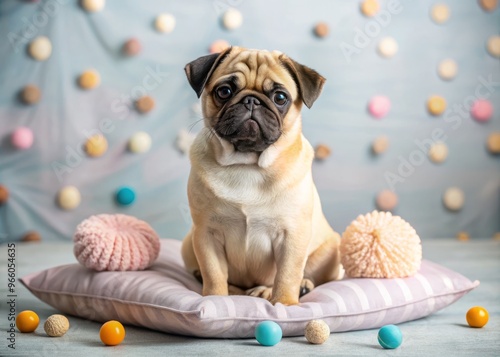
[[299, 278, 315, 298], [246, 286, 273, 301]]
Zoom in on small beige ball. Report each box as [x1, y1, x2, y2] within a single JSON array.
[[305, 320, 330, 344], [44, 314, 70, 337]]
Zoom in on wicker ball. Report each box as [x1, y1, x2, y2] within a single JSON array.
[[74, 214, 160, 271], [305, 320, 330, 344], [340, 211, 422, 278], [44, 314, 69, 337]]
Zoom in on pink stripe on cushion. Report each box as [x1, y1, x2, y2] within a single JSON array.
[[371, 280, 393, 306], [337, 281, 370, 310]]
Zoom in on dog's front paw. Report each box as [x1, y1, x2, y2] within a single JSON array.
[[246, 286, 273, 301], [269, 294, 299, 306]]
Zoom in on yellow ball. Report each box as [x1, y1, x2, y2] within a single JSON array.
[[16, 310, 39, 333], [84, 134, 108, 157], [427, 95, 447, 116], [79, 69, 101, 90], [487, 132, 500, 154], [360, 0, 380, 17], [100, 320, 126, 346], [466, 306, 489, 328]]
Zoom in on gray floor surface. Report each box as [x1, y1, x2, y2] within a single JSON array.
[[0, 239, 499, 357]]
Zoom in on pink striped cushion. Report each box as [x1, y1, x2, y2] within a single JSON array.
[[20, 239, 479, 338]]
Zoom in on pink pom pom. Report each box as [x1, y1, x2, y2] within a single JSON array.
[[11, 127, 34, 149], [74, 214, 160, 271], [471, 99, 493, 122], [368, 95, 391, 119]]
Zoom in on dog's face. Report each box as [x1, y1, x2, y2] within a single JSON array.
[[185, 47, 326, 152]]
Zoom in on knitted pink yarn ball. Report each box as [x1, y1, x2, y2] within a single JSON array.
[[74, 214, 160, 271], [340, 211, 422, 278]]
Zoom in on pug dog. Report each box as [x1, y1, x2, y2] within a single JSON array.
[[181, 47, 341, 306]]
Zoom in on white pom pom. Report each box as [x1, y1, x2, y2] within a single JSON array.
[[340, 211, 422, 278]]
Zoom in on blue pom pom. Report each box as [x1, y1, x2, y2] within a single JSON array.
[[116, 187, 136, 206]]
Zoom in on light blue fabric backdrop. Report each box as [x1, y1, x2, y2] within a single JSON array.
[[0, 0, 499, 242]]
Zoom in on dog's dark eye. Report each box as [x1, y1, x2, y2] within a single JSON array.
[[273, 92, 287, 106], [216, 86, 233, 100]]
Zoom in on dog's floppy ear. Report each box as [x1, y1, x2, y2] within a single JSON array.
[[184, 47, 232, 98], [280, 56, 326, 109]]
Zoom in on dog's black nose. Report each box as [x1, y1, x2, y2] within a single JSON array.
[[243, 96, 261, 110]]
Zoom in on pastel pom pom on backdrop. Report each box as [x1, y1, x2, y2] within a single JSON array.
[[28, 36, 52, 61], [368, 95, 391, 118], [11, 127, 34, 150], [471, 99, 493, 122], [115, 186, 136, 206]]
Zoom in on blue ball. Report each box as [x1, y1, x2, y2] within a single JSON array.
[[116, 187, 136, 206], [255, 321, 282, 346], [378, 324, 403, 349]]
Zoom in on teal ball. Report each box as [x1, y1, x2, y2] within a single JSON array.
[[378, 325, 402, 349], [255, 321, 282, 346], [116, 187, 136, 206]]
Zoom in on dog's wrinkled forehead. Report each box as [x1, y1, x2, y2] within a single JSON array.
[[208, 48, 298, 97], [184, 46, 325, 109]]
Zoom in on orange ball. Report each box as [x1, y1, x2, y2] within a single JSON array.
[[466, 306, 489, 328], [16, 310, 39, 333], [100, 320, 126, 346]]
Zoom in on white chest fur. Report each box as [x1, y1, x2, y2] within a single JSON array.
[[188, 126, 314, 287]]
